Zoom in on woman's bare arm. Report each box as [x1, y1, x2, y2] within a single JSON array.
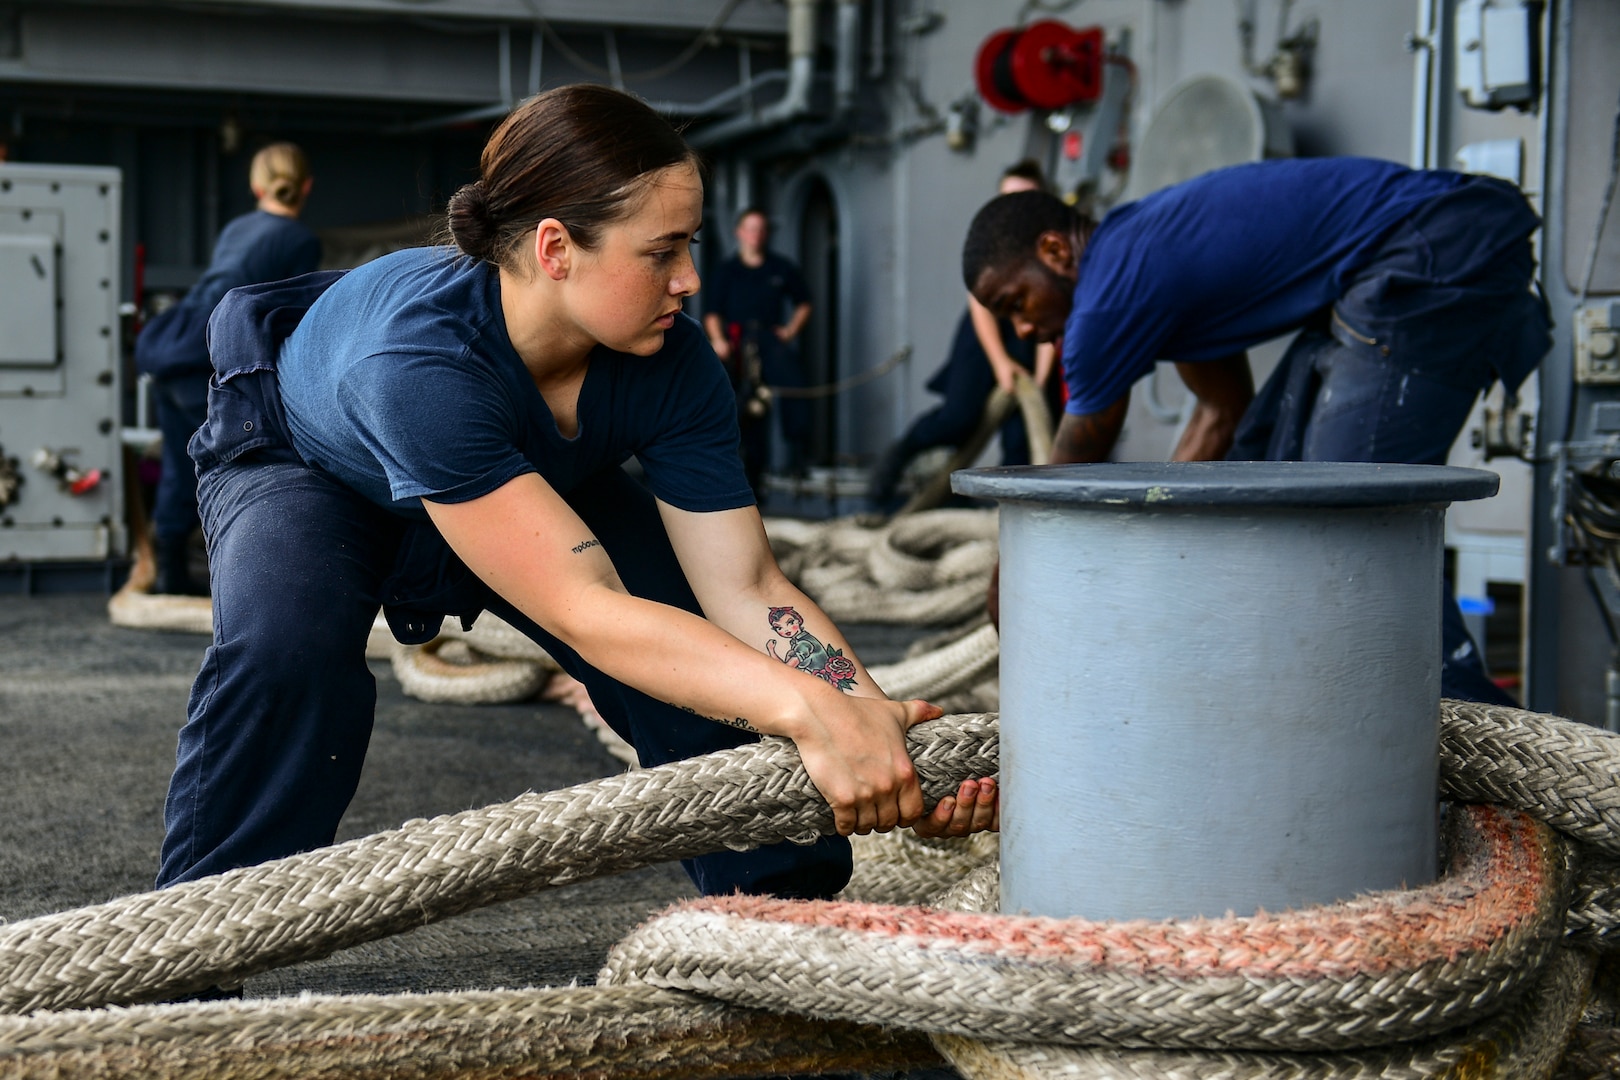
[[423, 475, 939, 836]]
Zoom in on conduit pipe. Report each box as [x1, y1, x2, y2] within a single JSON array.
[[689, 0, 821, 149], [867, 0, 885, 79], [1408, 0, 1439, 168], [648, 70, 791, 118], [953, 461, 1501, 923], [408, 66, 795, 133], [834, 0, 862, 114]]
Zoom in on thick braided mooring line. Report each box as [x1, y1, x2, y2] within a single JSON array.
[[869, 620, 1000, 703], [600, 803, 1569, 1053], [390, 637, 552, 704], [0, 984, 940, 1080], [814, 569, 990, 625], [8, 699, 1620, 1080], [0, 714, 999, 1015], [929, 944, 1595, 1080], [1442, 699, 1620, 854], [1567, 852, 1620, 945], [589, 700, 1620, 1066], [105, 587, 213, 634], [898, 389, 1017, 517]]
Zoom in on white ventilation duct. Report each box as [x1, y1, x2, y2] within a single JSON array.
[[1122, 73, 1293, 202]]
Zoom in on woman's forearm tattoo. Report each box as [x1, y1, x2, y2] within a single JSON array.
[[673, 703, 759, 733], [763, 605, 859, 692]]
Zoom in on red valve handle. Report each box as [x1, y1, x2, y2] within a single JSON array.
[[69, 468, 103, 496]]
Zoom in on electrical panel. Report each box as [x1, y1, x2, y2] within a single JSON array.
[[1454, 137, 1524, 186], [1576, 303, 1620, 386], [1455, 0, 1538, 110], [0, 233, 58, 366], [0, 163, 125, 563]]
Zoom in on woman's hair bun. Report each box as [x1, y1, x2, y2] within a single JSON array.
[[249, 142, 311, 212], [447, 179, 496, 262]]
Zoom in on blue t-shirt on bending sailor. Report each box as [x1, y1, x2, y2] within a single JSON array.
[[1060, 157, 1466, 416], [276, 246, 753, 520]]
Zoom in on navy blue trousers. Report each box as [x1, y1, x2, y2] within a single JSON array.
[[1224, 186, 1542, 709], [157, 454, 851, 896], [1226, 179, 1548, 709], [904, 316, 1011, 451], [749, 334, 810, 475], [150, 372, 211, 543], [1228, 328, 1515, 706], [870, 310, 1050, 502]]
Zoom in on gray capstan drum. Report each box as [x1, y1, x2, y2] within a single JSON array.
[[952, 461, 1500, 922]]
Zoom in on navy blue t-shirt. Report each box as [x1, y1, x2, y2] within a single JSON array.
[[276, 247, 753, 520], [181, 210, 322, 318], [703, 252, 811, 330], [1061, 158, 1466, 416]]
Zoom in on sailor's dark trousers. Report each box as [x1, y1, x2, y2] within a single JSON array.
[[1228, 176, 1551, 708]]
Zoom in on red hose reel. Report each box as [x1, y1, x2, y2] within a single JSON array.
[[974, 20, 1105, 113]]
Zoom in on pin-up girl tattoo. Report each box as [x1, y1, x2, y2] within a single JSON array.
[[766, 606, 858, 691]]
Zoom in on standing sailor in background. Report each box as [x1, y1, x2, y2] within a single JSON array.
[[135, 142, 321, 595], [703, 208, 814, 496], [962, 157, 1551, 705]]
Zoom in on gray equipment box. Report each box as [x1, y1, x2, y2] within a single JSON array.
[[0, 163, 126, 562]]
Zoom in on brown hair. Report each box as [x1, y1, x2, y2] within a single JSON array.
[[446, 84, 703, 271], [250, 142, 311, 211]]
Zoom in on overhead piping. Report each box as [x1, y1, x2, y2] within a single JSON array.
[[688, 0, 821, 149], [867, 0, 885, 80], [647, 70, 791, 117], [834, 0, 861, 114], [603, 27, 624, 91], [394, 68, 794, 133], [1406, 0, 1438, 168], [392, 0, 774, 134]]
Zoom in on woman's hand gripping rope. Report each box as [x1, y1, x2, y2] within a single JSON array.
[[789, 694, 997, 839], [789, 694, 927, 836], [911, 774, 999, 838]]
